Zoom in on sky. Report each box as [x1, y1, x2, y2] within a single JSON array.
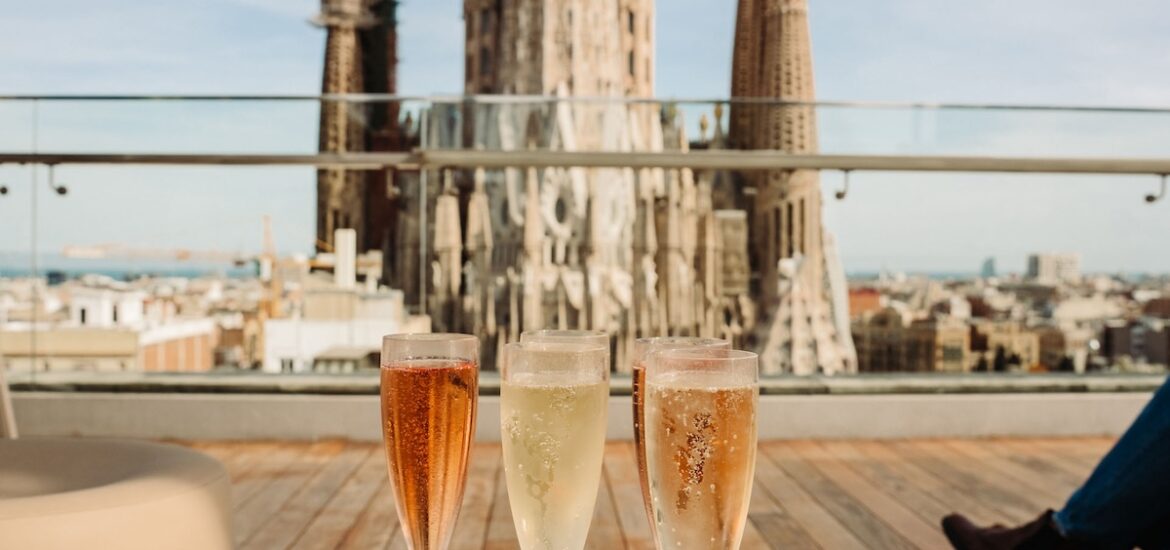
[[1, 0, 1170, 273]]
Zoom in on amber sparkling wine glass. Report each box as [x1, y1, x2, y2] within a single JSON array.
[[630, 337, 729, 544], [645, 347, 759, 550], [380, 333, 479, 550], [500, 338, 610, 550]]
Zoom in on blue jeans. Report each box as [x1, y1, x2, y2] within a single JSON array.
[[1054, 376, 1170, 549]]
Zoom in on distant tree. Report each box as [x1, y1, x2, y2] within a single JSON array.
[[993, 345, 1009, 372], [975, 355, 989, 372]]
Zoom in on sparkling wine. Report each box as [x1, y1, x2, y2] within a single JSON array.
[[381, 360, 478, 550], [646, 371, 757, 550], [631, 360, 653, 531], [501, 373, 608, 550]]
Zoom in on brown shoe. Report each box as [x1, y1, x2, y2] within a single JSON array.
[[941, 510, 1088, 550]]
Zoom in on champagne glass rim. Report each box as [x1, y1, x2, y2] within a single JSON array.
[[649, 348, 758, 384], [520, 329, 610, 339], [634, 336, 726, 346], [502, 341, 610, 381], [383, 332, 478, 344], [656, 348, 756, 361], [506, 340, 608, 354]]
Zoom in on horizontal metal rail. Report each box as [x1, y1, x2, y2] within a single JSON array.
[[0, 152, 414, 170], [2, 150, 1170, 175], [1, 94, 1169, 114]]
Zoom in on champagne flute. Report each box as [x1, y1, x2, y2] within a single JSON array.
[[380, 333, 479, 550], [501, 340, 609, 550], [631, 337, 729, 543], [646, 348, 758, 550], [520, 329, 610, 353]]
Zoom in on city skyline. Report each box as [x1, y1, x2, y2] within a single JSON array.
[[2, 0, 1170, 273]]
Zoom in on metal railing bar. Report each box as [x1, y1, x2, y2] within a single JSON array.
[[0, 152, 413, 170], [3, 150, 1170, 175], [0, 94, 1168, 114]]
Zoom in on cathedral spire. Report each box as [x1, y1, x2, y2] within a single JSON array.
[[730, 0, 856, 375]]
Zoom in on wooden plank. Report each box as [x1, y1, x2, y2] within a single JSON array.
[[822, 440, 972, 529], [788, 441, 949, 549], [586, 454, 626, 550], [744, 476, 816, 550], [764, 442, 910, 550], [986, 439, 1091, 490], [232, 443, 307, 510], [945, 439, 1076, 505], [754, 442, 866, 550], [740, 517, 778, 550], [233, 440, 346, 546], [890, 440, 1040, 523], [337, 481, 400, 550], [483, 459, 519, 550], [222, 442, 281, 479], [243, 442, 370, 549], [185, 440, 241, 464], [289, 446, 387, 549], [450, 444, 502, 550], [201, 438, 1122, 549], [848, 440, 1012, 527], [1033, 438, 1110, 471], [917, 440, 1065, 512], [995, 438, 1096, 484], [603, 442, 654, 550]]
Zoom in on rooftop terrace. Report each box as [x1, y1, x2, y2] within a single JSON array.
[[194, 437, 1110, 550]]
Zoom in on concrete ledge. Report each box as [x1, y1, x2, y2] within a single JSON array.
[[12, 390, 1152, 442]]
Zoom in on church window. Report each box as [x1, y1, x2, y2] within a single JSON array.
[[479, 47, 492, 76]]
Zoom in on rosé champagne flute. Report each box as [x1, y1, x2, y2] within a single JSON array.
[[380, 333, 479, 550], [630, 337, 729, 543], [646, 348, 758, 550]]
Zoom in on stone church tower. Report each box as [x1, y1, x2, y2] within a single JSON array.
[[463, 0, 653, 97], [315, 0, 404, 255], [453, 0, 661, 368], [731, 0, 857, 375]]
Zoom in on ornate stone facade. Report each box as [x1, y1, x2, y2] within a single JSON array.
[[402, 0, 754, 370], [376, 0, 853, 375]]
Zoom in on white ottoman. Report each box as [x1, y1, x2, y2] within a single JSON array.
[[0, 438, 232, 550]]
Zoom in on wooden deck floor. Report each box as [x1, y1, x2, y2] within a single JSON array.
[[187, 438, 1113, 550]]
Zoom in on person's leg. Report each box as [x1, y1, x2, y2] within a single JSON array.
[[1135, 511, 1170, 550], [1053, 377, 1170, 548]]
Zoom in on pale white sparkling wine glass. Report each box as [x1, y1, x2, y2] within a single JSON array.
[[646, 348, 759, 550], [501, 340, 610, 550]]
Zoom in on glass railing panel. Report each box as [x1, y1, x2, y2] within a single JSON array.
[[422, 97, 1170, 158], [1, 96, 1168, 385]]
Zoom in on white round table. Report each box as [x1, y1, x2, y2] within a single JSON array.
[[0, 438, 232, 550]]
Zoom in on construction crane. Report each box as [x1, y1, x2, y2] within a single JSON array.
[[60, 244, 249, 265], [64, 216, 289, 317], [259, 215, 283, 318]]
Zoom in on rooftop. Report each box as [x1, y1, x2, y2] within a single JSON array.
[[198, 437, 1110, 549]]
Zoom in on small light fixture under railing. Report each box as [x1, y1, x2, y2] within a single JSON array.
[[46, 165, 67, 196], [1144, 174, 1167, 204], [835, 169, 851, 200]]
